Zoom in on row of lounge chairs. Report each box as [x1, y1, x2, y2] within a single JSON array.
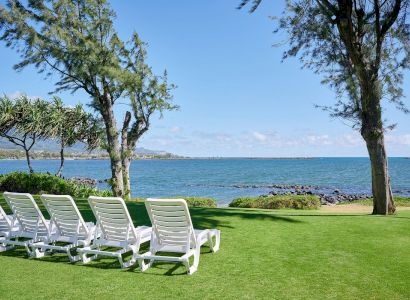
[[0, 192, 220, 275]]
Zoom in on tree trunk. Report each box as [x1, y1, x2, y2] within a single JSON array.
[[365, 136, 395, 215], [55, 145, 64, 177], [122, 156, 131, 200], [100, 95, 124, 197], [121, 111, 132, 200], [24, 148, 34, 173], [360, 80, 395, 215]]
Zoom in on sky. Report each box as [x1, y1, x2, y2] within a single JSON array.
[[0, 0, 409, 157]]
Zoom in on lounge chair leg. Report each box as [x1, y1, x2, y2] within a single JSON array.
[[208, 230, 220, 253], [82, 253, 98, 264], [0, 243, 14, 252], [67, 246, 81, 263], [119, 246, 139, 269], [30, 242, 49, 258], [187, 248, 200, 275], [138, 251, 156, 272], [81, 246, 99, 264]]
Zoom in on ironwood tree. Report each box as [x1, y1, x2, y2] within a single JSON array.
[[239, 0, 410, 215], [0, 0, 177, 198]]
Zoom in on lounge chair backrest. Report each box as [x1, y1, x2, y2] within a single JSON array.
[[88, 196, 137, 242], [145, 199, 195, 248], [0, 204, 12, 234], [3, 192, 49, 236], [41, 194, 89, 238]]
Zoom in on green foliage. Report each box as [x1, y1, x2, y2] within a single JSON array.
[[128, 197, 217, 208], [0, 95, 54, 173], [47, 97, 103, 152], [0, 1, 178, 140], [175, 196, 217, 208], [0, 95, 102, 175], [0, 95, 51, 139], [229, 195, 321, 210], [0, 172, 112, 198]]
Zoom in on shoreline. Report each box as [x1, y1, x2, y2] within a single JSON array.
[[0, 156, 320, 161], [2, 156, 408, 161]]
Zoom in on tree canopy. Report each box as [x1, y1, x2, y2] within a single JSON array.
[[0, 0, 178, 197], [239, 0, 410, 214], [0, 94, 102, 175], [0, 95, 50, 173]]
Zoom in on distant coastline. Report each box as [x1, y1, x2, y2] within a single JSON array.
[[0, 148, 321, 160], [0, 156, 317, 161], [1, 149, 408, 160], [0, 148, 181, 161]]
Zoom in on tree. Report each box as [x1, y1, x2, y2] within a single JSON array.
[[118, 34, 176, 198], [47, 97, 103, 177], [0, 95, 50, 173], [239, 0, 410, 215], [0, 0, 177, 197]]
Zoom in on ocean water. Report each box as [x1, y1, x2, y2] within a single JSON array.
[[0, 157, 409, 205]]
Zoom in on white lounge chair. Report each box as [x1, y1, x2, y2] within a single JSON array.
[[139, 198, 220, 275], [30, 194, 98, 262], [2, 192, 52, 257], [78, 196, 151, 269], [0, 204, 20, 252]]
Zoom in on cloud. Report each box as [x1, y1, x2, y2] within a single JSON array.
[[338, 133, 363, 147], [139, 128, 410, 157], [385, 134, 410, 146], [169, 126, 182, 133], [304, 134, 332, 146], [6, 91, 40, 100], [251, 131, 267, 142]]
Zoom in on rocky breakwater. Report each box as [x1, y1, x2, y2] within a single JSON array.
[[264, 184, 372, 205], [69, 177, 97, 187]]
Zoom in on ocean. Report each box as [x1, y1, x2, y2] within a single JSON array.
[[0, 157, 409, 205]]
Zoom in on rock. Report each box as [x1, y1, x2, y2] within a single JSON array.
[[70, 177, 97, 187]]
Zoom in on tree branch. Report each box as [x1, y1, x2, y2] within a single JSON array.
[[380, 0, 402, 36]]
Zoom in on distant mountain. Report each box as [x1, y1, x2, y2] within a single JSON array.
[[134, 147, 170, 156], [0, 138, 175, 156]]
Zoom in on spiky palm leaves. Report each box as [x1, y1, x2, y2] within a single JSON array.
[[0, 95, 102, 175], [0, 95, 51, 173]]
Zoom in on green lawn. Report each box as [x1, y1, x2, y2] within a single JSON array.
[[347, 196, 410, 207], [1, 197, 410, 299]]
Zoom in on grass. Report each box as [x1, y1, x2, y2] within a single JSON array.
[[229, 195, 320, 209], [341, 196, 410, 207], [1, 197, 410, 299]]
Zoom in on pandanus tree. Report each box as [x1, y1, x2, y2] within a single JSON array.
[[0, 0, 177, 198], [0, 95, 50, 173], [239, 0, 410, 214], [47, 97, 103, 177]]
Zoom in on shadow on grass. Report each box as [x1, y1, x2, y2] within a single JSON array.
[[0, 241, 217, 276], [90, 201, 302, 229], [1, 197, 302, 231], [0, 199, 302, 274], [189, 206, 302, 229]]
